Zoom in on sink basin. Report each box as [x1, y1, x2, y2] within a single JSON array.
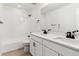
[[44, 34, 64, 39], [54, 37, 79, 45], [54, 37, 73, 40]]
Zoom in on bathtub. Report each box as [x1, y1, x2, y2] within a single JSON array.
[[0, 38, 30, 54]]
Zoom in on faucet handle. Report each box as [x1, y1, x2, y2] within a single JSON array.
[[72, 30, 79, 33], [77, 30, 79, 32]]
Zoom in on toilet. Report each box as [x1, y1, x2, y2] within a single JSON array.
[[23, 42, 30, 53]]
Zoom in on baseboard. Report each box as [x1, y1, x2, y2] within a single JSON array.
[[29, 52, 32, 56]]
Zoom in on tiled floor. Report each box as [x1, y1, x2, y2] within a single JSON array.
[[2, 48, 32, 56]]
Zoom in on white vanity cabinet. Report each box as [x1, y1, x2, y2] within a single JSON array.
[[30, 34, 79, 56], [30, 38, 35, 55], [30, 34, 59, 56], [35, 42, 43, 56], [43, 39, 79, 56], [30, 35, 43, 56], [43, 46, 58, 56]]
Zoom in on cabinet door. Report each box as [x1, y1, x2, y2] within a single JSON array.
[[43, 46, 58, 56], [30, 38, 35, 56], [35, 42, 43, 56]]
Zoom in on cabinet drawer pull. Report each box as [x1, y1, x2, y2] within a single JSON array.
[[33, 42, 36, 47]]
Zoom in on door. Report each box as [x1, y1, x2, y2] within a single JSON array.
[[30, 38, 35, 56], [35, 42, 43, 56], [43, 46, 58, 56]]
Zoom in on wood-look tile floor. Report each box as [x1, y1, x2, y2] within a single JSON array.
[[2, 48, 32, 56]]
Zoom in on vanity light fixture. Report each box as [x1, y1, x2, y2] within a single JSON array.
[[17, 5, 21, 8]]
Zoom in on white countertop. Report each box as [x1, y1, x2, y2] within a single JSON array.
[[31, 32, 79, 51]]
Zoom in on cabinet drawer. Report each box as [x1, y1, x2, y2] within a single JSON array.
[[30, 34, 42, 44], [43, 39, 79, 56]]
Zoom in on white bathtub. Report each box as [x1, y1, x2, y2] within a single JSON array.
[[1, 38, 30, 54]]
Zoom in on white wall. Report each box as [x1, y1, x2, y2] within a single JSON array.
[[2, 5, 44, 42], [2, 5, 30, 42], [0, 4, 44, 54], [0, 3, 3, 55], [28, 6, 45, 32], [0, 5, 31, 53], [42, 4, 78, 33]]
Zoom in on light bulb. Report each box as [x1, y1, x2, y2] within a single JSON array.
[[17, 5, 21, 8]]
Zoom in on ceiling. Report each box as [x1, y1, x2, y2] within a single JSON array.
[[3, 3, 44, 11], [3, 3, 70, 14], [41, 3, 70, 14]]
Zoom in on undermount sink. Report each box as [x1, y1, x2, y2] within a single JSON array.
[[54, 37, 79, 45]]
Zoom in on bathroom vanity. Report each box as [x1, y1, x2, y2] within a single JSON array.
[[30, 32, 79, 56]]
